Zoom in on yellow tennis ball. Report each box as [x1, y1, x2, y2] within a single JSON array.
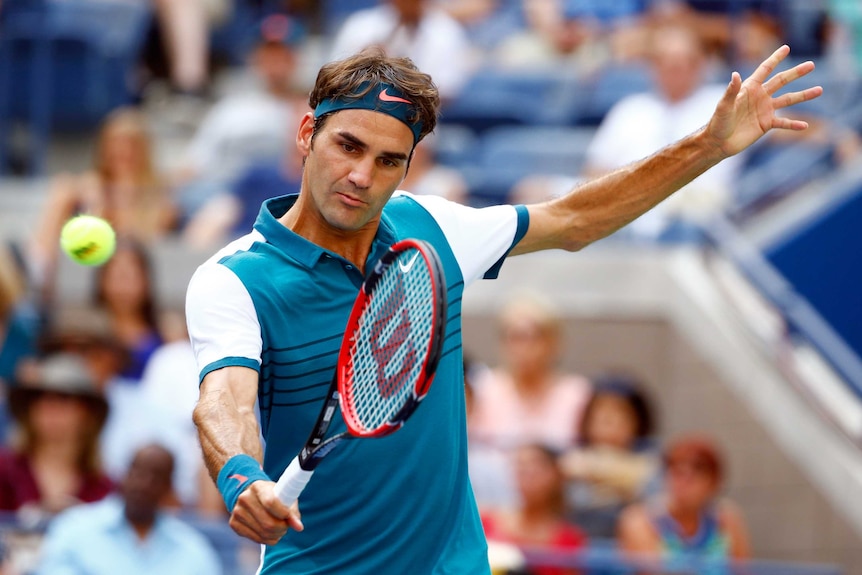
[[60, 215, 116, 266]]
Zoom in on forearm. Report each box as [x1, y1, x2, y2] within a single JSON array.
[[515, 127, 725, 254], [193, 386, 263, 483]]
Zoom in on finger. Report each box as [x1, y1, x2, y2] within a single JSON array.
[[229, 515, 271, 545], [232, 511, 288, 545], [773, 85, 824, 110], [763, 60, 816, 96], [749, 44, 791, 84], [772, 116, 810, 131]]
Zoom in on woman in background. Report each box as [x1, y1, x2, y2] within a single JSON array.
[[482, 443, 587, 575], [470, 292, 591, 451], [93, 240, 163, 381], [560, 373, 659, 538], [617, 435, 750, 565], [0, 353, 113, 516], [30, 107, 176, 301]]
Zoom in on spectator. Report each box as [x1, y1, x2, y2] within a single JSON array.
[[617, 435, 750, 562], [329, 0, 475, 100], [494, 0, 650, 70], [581, 24, 744, 240], [92, 239, 163, 382], [0, 353, 113, 516], [464, 357, 518, 513], [35, 443, 223, 575], [828, 0, 862, 78], [647, 0, 783, 66], [482, 443, 587, 575], [0, 244, 39, 389], [139, 0, 228, 98], [30, 108, 176, 301], [470, 292, 591, 451], [138, 328, 224, 514], [41, 308, 190, 509], [173, 13, 306, 224], [560, 374, 659, 538]]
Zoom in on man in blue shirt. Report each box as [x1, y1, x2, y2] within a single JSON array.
[[36, 443, 222, 575], [186, 45, 820, 574]]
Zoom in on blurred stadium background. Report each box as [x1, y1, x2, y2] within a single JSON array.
[[2, 0, 862, 574]]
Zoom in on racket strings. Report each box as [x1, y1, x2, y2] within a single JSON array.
[[346, 249, 435, 432]]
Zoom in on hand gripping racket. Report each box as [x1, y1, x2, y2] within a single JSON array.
[[274, 238, 447, 505]]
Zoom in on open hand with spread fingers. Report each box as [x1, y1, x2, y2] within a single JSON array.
[[706, 45, 824, 158]]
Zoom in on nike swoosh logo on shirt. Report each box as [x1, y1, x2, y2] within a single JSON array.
[[379, 88, 413, 104]]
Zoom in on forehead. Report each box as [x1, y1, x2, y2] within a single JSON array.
[[321, 109, 414, 154]]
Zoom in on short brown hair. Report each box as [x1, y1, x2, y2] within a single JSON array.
[[308, 47, 440, 144], [664, 435, 724, 485]]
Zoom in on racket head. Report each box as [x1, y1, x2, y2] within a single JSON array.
[[337, 239, 447, 438]]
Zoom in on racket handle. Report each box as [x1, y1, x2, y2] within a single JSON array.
[[274, 457, 314, 505]]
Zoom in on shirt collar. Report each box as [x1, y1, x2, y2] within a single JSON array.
[[253, 193, 397, 270]]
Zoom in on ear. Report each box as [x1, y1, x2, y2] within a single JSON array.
[[296, 111, 315, 158]]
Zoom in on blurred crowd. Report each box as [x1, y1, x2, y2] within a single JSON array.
[[0, 0, 858, 573]]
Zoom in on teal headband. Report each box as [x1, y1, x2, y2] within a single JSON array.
[[313, 82, 423, 145]]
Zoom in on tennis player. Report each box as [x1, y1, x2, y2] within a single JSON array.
[[186, 46, 820, 574]]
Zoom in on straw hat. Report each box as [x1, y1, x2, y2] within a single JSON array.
[[9, 353, 109, 429]]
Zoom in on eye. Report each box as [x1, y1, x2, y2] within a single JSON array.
[[341, 143, 357, 153], [380, 158, 398, 168]]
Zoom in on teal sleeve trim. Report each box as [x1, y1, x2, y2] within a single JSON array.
[[199, 356, 260, 384], [483, 205, 530, 280]]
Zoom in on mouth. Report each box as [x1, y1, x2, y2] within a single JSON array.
[[335, 191, 365, 208]]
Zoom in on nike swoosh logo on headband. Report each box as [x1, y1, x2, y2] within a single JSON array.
[[379, 88, 413, 104]]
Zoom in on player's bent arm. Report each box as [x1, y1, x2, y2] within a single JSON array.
[[194, 366, 304, 544], [194, 365, 263, 478]]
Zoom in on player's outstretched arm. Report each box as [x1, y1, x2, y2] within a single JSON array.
[[512, 45, 823, 256], [194, 366, 304, 544]]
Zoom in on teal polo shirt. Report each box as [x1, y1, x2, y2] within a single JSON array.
[[187, 192, 529, 574]]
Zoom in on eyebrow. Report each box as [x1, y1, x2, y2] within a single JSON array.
[[338, 131, 409, 162]]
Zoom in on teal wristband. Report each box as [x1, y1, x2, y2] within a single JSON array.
[[216, 454, 270, 513]]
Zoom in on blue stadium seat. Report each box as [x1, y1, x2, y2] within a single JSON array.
[[576, 63, 653, 126], [432, 123, 479, 170], [0, 0, 150, 175], [465, 125, 596, 205], [440, 68, 582, 134], [321, 0, 380, 36]]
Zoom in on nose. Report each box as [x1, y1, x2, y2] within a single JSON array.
[[347, 157, 374, 190]]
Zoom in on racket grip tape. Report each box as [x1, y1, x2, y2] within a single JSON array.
[[274, 457, 314, 505]]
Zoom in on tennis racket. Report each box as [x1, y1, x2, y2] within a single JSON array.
[[274, 238, 447, 505]]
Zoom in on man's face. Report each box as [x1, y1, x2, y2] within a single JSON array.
[[296, 109, 413, 234], [122, 445, 173, 522]]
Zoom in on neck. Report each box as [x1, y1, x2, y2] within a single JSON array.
[[511, 368, 552, 395], [668, 502, 703, 536], [280, 194, 378, 273], [34, 438, 82, 467], [127, 513, 157, 541], [521, 502, 560, 524]]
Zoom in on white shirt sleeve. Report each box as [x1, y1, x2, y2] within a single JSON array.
[[185, 262, 263, 381], [403, 193, 527, 286]]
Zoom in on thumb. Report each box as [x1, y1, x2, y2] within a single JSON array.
[[288, 502, 304, 532], [718, 71, 742, 111]]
